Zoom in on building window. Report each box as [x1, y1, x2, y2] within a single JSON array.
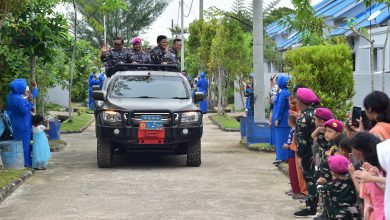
[[352, 53, 356, 72]]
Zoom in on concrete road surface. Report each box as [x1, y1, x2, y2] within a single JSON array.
[[0, 116, 302, 220]]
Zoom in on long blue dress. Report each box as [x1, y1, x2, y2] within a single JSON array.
[[32, 125, 51, 168], [272, 75, 290, 161], [6, 79, 37, 167], [197, 72, 208, 114]]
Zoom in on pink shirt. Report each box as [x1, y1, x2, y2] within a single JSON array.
[[360, 181, 386, 220]]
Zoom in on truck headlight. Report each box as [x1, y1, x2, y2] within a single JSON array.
[[102, 111, 122, 123], [180, 111, 200, 124]]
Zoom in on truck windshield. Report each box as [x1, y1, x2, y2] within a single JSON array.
[[110, 75, 188, 99]]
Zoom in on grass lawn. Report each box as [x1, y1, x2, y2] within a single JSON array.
[[0, 169, 26, 189], [210, 114, 240, 129], [45, 102, 64, 111], [49, 140, 67, 149], [61, 113, 94, 132], [249, 143, 275, 152]]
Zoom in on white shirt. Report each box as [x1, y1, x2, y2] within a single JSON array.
[[32, 125, 46, 133], [377, 139, 390, 220]]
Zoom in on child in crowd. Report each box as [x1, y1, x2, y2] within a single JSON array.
[[320, 155, 361, 219], [293, 88, 319, 217], [312, 108, 334, 182], [335, 135, 350, 158], [283, 115, 300, 197], [317, 119, 344, 185], [349, 132, 385, 220], [32, 114, 51, 170]]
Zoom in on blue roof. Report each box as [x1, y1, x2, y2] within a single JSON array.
[[315, 0, 357, 17], [277, 33, 302, 50], [313, 0, 331, 10], [331, 3, 390, 36]]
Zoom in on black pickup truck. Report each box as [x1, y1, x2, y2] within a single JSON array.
[[92, 64, 204, 168]]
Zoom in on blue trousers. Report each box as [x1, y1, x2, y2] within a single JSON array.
[[13, 129, 32, 167]]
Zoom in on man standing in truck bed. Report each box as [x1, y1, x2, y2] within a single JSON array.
[[100, 37, 132, 68], [150, 35, 169, 64]]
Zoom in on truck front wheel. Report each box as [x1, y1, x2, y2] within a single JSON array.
[[97, 138, 112, 168], [186, 139, 201, 167]]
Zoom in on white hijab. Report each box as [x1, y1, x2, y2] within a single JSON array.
[[377, 139, 390, 220]]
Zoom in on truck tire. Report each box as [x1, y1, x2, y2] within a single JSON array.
[[97, 138, 112, 168], [186, 139, 201, 167]]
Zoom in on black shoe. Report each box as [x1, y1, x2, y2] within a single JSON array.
[[273, 160, 282, 165], [293, 208, 317, 218]]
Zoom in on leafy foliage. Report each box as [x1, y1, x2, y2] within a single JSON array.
[[76, 0, 169, 47], [285, 44, 355, 120]]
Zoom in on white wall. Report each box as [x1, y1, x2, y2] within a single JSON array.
[[46, 85, 69, 107]]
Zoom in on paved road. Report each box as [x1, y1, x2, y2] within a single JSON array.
[[0, 116, 301, 220]]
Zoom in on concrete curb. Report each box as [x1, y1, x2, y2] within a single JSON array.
[[0, 170, 33, 204], [61, 117, 95, 134], [208, 115, 240, 132]]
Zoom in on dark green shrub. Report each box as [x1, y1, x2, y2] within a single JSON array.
[[285, 44, 354, 120]]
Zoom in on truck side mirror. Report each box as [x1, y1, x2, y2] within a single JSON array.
[[194, 92, 205, 102], [92, 85, 100, 91], [92, 91, 106, 101]]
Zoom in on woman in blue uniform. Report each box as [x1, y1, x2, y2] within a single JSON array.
[[197, 72, 208, 114]]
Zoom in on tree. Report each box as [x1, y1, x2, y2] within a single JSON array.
[[168, 24, 188, 39], [0, 0, 30, 27], [2, 0, 70, 82], [76, 0, 169, 47], [285, 44, 355, 120]]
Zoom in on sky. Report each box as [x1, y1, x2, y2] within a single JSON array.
[[140, 0, 323, 46]]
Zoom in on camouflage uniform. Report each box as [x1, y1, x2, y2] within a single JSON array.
[[320, 177, 361, 220], [101, 48, 132, 67], [295, 107, 318, 211], [164, 48, 179, 65], [317, 134, 332, 181], [150, 46, 167, 64], [130, 50, 151, 64]]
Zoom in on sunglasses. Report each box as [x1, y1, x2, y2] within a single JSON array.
[[114, 43, 122, 46]]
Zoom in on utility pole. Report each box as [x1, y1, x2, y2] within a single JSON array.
[[180, 0, 185, 70], [103, 14, 107, 45], [199, 0, 203, 20], [253, 0, 265, 123]]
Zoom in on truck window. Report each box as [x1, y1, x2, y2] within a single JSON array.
[[110, 75, 188, 99]]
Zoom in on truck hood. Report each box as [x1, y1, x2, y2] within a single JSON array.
[[102, 97, 197, 112]]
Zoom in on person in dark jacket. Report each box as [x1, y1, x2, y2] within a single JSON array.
[[150, 35, 169, 64], [100, 37, 132, 68]]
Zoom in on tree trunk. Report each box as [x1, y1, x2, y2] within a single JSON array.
[[30, 55, 36, 82], [370, 41, 375, 91], [221, 69, 227, 116], [217, 66, 223, 115], [381, 20, 390, 92], [238, 76, 245, 111], [69, 0, 77, 120]]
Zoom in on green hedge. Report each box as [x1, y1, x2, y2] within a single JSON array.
[[285, 44, 354, 120]]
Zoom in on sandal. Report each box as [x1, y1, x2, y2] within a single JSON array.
[[285, 190, 294, 196], [292, 193, 306, 200]]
